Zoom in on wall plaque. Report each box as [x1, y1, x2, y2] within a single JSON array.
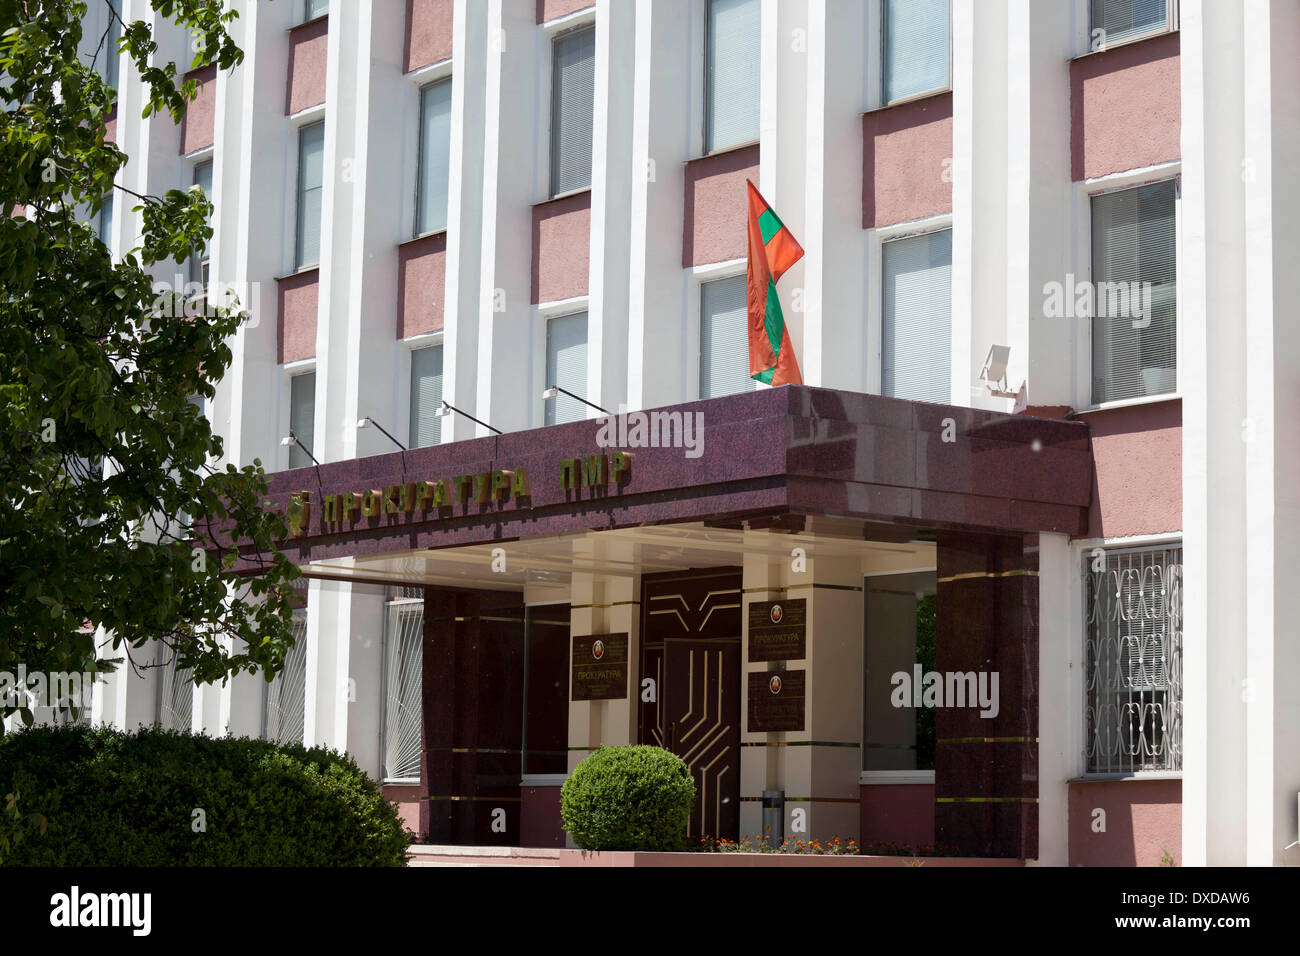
[[747, 599, 807, 662], [747, 669, 806, 732], [571, 633, 629, 701]]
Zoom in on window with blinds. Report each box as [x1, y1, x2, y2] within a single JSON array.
[[264, 611, 308, 746], [288, 371, 316, 468], [705, 0, 760, 153], [191, 159, 213, 285], [305, 0, 329, 20], [295, 122, 325, 269], [383, 596, 424, 781], [699, 275, 752, 399], [881, 229, 952, 404], [545, 313, 588, 425], [409, 345, 444, 448], [550, 26, 595, 197], [1090, 179, 1177, 404], [1091, 0, 1168, 46], [882, 0, 950, 103], [105, 0, 121, 90], [97, 193, 114, 248], [1084, 545, 1182, 773], [416, 78, 452, 236]]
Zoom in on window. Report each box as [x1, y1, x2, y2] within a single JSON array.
[[882, 0, 950, 103], [550, 25, 595, 196], [1090, 179, 1176, 404], [156, 645, 193, 732], [105, 0, 121, 91], [409, 345, 444, 448], [699, 275, 751, 399], [416, 78, 452, 235], [382, 590, 424, 781], [1090, 0, 1169, 47], [263, 610, 307, 745], [881, 228, 952, 404], [705, 0, 760, 153], [304, 0, 329, 20], [862, 571, 937, 771], [1084, 544, 1182, 773], [295, 121, 325, 269], [97, 193, 114, 247], [545, 313, 588, 425], [288, 370, 316, 468], [190, 159, 213, 285]]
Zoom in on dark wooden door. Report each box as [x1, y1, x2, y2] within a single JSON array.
[[638, 568, 742, 841], [663, 638, 740, 841]]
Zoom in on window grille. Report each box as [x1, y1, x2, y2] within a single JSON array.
[[264, 610, 308, 746], [382, 596, 425, 781], [157, 646, 194, 732], [1084, 544, 1182, 773]]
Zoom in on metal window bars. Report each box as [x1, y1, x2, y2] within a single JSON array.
[[156, 645, 194, 732], [1084, 544, 1183, 773], [382, 593, 424, 781], [263, 610, 308, 746]]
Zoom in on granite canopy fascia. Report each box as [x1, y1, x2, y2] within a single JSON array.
[[234, 386, 1091, 569]]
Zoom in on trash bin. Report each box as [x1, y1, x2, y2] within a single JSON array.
[[761, 789, 784, 847]]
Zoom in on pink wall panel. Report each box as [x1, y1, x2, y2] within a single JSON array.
[[861, 92, 953, 229], [1068, 779, 1181, 866], [531, 191, 591, 304], [682, 144, 760, 268], [179, 64, 217, 155], [859, 784, 936, 848], [520, 786, 565, 848], [104, 104, 116, 145], [383, 784, 421, 836], [397, 233, 447, 338], [1085, 398, 1181, 539], [536, 0, 592, 25], [277, 269, 319, 364], [404, 0, 454, 73], [285, 17, 329, 116], [1071, 33, 1180, 181]]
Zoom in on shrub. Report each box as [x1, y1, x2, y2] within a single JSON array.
[[0, 725, 411, 866], [560, 746, 695, 851]]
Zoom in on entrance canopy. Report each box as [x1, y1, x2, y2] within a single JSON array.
[[241, 385, 1091, 574]]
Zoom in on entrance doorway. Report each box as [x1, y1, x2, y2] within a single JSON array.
[[638, 568, 742, 841]]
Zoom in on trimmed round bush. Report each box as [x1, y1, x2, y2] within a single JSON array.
[[0, 725, 411, 866], [560, 745, 695, 851]]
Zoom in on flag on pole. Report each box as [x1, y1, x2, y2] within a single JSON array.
[[746, 180, 805, 386]]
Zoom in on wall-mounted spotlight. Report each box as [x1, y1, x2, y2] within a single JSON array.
[[435, 401, 502, 435], [356, 417, 407, 451], [542, 385, 610, 416], [280, 432, 321, 466]]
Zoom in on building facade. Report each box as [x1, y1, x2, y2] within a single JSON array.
[[47, 0, 1300, 865]]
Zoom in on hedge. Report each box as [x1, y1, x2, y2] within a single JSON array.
[[0, 725, 411, 866], [560, 745, 695, 851]]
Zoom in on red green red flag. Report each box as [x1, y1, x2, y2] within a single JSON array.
[[746, 180, 805, 386]]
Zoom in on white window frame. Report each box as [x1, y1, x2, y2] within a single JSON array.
[[408, 58, 454, 240], [532, 300, 592, 427], [864, 0, 953, 112], [185, 146, 215, 286], [688, 258, 749, 401], [288, 106, 326, 273], [865, 212, 955, 403], [1075, 0, 1179, 58], [1075, 533, 1184, 778], [534, 7, 598, 204], [280, 359, 317, 470], [1070, 160, 1181, 413], [398, 330, 446, 449]]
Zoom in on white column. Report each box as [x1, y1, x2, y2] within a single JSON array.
[[587, 0, 637, 413], [1180, 0, 1249, 866], [1031, 533, 1073, 866]]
